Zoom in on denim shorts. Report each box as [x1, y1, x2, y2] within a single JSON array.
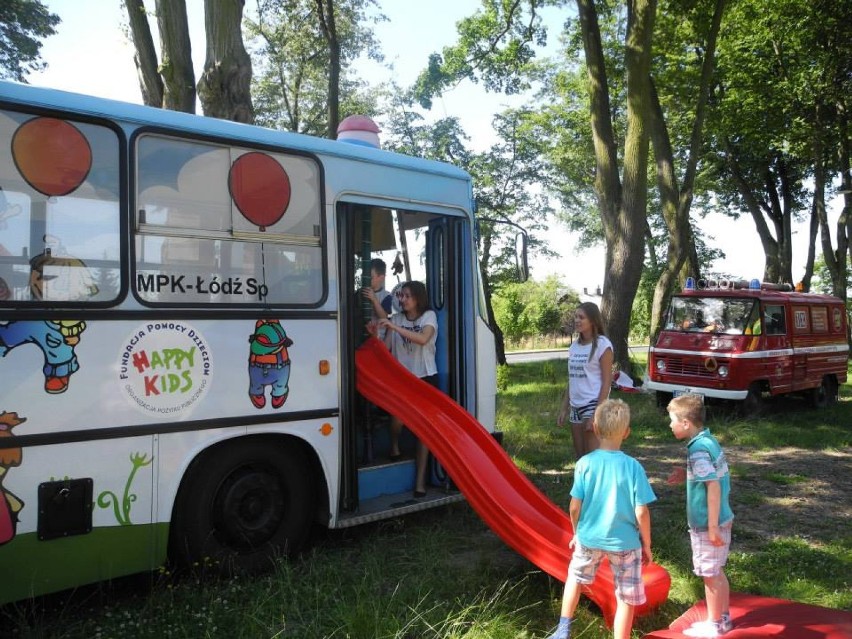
[[568, 541, 647, 606]]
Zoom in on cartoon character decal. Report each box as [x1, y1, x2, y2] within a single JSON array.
[[248, 320, 292, 409], [0, 319, 86, 393], [0, 411, 25, 546]]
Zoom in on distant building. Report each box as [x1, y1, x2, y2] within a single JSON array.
[[579, 286, 602, 305]]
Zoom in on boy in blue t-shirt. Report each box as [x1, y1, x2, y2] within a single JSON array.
[[547, 399, 656, 639], [667, 393, 734, 638]]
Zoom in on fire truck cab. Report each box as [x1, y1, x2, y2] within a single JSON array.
[[647, 278, 849, 413]]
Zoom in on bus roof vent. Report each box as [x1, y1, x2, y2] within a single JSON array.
[[337, 115, 381, 149]]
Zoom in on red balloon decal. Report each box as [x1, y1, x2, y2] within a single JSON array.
[[11, 117, 92, 197], [229, 152, 291, 231]]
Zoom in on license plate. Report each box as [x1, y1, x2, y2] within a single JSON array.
[[673, 389, 704, 401]]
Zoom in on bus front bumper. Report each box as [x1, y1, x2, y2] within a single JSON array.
[[645, 380, 749, 401]]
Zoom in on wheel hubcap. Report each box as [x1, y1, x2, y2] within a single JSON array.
[[214, 468, 286, 550]]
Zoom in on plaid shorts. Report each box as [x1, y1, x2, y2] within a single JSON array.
[[689, 521, 733, 577], [568, 542, 647, 606], [569, 402, 597, 424]]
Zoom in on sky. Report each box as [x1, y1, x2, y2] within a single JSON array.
[[27, 0, 840, 293]]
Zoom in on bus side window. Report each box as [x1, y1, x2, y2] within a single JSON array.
[[0, 110, 121, 304], [765, 305, 786, 335]]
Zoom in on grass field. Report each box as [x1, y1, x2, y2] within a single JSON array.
[[4, 361, 851, 638]]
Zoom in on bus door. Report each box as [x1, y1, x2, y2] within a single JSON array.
[[338, 202, 472, 507], [426, 217, 451, 395], [425, 215, 474, 409], [337, 202, 402, 509], [426, 215, 474, 489]]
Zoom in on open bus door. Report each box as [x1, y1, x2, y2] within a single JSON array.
[[337, 202, 472, 519]]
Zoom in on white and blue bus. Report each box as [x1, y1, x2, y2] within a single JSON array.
[[0, 81, 504, 603]]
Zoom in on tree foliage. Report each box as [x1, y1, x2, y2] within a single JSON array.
[[492, 276, 571, 344], [0, 0, 59, 82], [702, 0, 851, 300], [247, 0, 384, 137], [409, 0, 661, 375], [412, 0, 549, 110], [381, 94, 557, 363]]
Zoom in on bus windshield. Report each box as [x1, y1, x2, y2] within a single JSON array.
[[665, 296, 759, 335]]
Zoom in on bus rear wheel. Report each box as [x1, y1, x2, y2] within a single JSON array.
[[170, 439, 314, 575]]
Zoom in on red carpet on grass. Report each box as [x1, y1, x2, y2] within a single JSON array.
[[643, 592, 852, 639]]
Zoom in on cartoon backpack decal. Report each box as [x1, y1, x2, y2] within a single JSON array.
[[248, 320, 292, 409], [0, 319, 86, 394], [0, 411, 25, 546]]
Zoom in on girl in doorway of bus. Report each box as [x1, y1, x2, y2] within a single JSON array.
[[368, 280, 438, 498], [557, 302, 614, 460]]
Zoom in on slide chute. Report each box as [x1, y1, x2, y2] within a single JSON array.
[[356, 337, 670, 624]]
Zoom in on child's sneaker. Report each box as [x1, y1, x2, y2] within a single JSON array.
[[546, 617, 571, 639], [683, 619, 731, 638]]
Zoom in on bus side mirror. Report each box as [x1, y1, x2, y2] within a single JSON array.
[[476, 217, 529, 282]]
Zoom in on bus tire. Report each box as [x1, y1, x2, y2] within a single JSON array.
[[169, 439, 314, 575], [810, 376, 836, 408]]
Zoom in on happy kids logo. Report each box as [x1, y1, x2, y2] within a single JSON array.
[[119, 322, 212, 417]]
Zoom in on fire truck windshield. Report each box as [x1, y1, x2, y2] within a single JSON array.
[[666, 296, 759, 334]]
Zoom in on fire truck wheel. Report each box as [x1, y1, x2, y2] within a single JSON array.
[[655, 391, 673, 409], [810, 377, 837, 409], [740, 384, 763, 417], [169, 439, 314, 575]]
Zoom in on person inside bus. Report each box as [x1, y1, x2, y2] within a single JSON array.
[[367, 280, 438, 498], [360, 258, 393, 321]]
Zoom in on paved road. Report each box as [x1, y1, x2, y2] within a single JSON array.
[[506, 345, 648, 364]]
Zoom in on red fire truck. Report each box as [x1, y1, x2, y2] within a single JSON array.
[[647, 278, 849, 413]]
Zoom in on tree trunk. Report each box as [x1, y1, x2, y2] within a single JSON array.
[[197, 0, 254, 123], [588, 0, 655, 375], [836, 107, 850, 333], [648, 0, 725, 340], [315, 0, 341, 138], [801, 205, 818, 291], [722, 140, 790, 282], [478, 230, 506, 365], [812, 105, 848, 301], [124, 0, 163, 107], [155, 0, 195, 113], [482, 262, 507, 367], [648, 78, 688, 341]]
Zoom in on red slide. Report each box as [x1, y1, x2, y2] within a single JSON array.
[[356, 337, 671, 625]]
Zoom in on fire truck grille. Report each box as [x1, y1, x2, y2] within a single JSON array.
[[667, 357, 715, 378]]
